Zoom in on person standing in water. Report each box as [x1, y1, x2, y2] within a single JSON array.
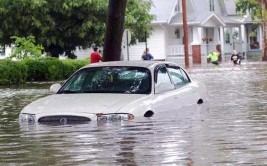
[[207, 50, 220, 65], [229, 50, 241, 65]]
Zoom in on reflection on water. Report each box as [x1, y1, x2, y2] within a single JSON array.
[[1, 62, 267, 165]]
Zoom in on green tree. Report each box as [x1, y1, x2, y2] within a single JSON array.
[[236, 0, 267, 60], [0, 0, 107, 58], [10, 36, 44, 60], [125, 0, 154, 45], [0, 0, 153, 59]]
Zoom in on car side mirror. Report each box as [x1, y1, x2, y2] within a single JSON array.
[[50, 83, 61, 94], [155, 83, 175, 94]]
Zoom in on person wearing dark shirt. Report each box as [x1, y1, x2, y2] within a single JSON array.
[[230, 50, 240, 65], [141, 48, 154, 60], [90, 47, 102, 63]]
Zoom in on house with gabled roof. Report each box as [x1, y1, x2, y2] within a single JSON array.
[[124, 0, 262, 63]]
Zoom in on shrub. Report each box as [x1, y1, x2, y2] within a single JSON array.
[[0, 59, 27, 85], [23, 58, 88, 82], [43, 58, 65, 81], [23, 57, 65, 81], [0, 58, 88, 85], [23, 58, 46, 81], [61, 59, 89, 78]]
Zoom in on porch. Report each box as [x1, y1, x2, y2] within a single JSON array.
[[167, 43, 243, 56], [166, 43, 261, 66]]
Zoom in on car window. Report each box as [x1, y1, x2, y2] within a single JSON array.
[[167, 67, 189, 88], [179, 68, 190, 83], [63, 72, 88, 91], [155, 67, 172, 87], [59, 67, 151, 94]]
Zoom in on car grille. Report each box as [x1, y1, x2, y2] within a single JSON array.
[[38, 116, 91, 124]]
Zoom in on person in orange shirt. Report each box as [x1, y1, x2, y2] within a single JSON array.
[[90, 47, 102, 63]]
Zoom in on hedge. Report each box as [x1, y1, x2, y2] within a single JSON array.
[[61, 59, 89, 78], [0, 58, 89, 86], [0, 59, 27, 85]]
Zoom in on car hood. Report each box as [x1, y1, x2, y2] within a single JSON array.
[[22, 93, 147, 115]]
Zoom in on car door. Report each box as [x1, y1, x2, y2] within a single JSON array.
[[153, 65, 177, 116], [167, 66, 199, 108]]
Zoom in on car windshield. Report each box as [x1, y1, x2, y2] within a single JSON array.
[[58, 66, 151, 94]]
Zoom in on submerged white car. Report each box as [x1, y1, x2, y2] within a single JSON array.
[[19, 60, 208, 124]]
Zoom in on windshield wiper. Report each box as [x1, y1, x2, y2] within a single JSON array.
[[58, 90, 81, 94], [80, 90, 126, 93], [80, 91, 101, 93]]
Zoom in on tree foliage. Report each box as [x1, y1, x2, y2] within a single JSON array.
[[125, 0, 154, 44], [0, 0, 153, 58], [236, 0, 262, 20], [10, 36, 44, 60]]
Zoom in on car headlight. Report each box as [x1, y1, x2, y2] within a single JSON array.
[[96, 113, 134, 122], [19, 113, 36, 123]]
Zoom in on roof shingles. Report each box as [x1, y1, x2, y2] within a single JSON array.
[[150, 0, 177, 23], [151, 0, 243, 25]]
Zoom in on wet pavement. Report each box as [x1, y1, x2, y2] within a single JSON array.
[[1, 60, 267, 165]]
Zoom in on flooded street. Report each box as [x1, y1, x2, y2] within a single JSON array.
[[1, 61, 267, 165]]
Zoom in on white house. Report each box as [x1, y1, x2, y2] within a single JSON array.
[[123, 0, 262, 63]]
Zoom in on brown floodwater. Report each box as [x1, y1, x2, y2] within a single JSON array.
[[1, 60, 267, 165]]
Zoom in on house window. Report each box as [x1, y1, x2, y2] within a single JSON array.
[[233, 28, 239, 40], [175, 28, 181, 39], [175, 0, 182, 13], [225, 31, 230, 44], [209, 0, 214, 11]]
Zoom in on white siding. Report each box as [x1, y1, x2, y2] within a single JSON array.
[[126, 26, 167, 60], [167, 26, 183, 45]]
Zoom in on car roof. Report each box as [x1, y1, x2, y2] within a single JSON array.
[[83, 60, 179, 68]]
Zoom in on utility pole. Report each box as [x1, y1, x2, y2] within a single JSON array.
[[182, 0, 189, 68], [261, 0, 267, 61], [145, 31, 147, 50]]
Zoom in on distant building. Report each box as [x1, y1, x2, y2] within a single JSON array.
[[123, 0, 262, 63]]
